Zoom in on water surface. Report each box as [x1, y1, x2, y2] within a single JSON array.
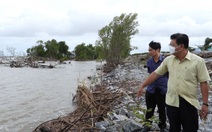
[[0, 61, 97, 132]]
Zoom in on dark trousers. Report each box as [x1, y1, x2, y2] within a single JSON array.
[[166, 96, 198, 132], [145, 89, 166, 128]]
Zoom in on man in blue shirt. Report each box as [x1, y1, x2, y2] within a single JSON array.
[[141, 41, 168, 132]]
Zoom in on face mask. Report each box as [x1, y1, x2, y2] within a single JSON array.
[[169, 45, 181, 54], [169, 45, 176, 54]]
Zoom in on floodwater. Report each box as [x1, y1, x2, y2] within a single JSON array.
[[0, 61, 98, 132]]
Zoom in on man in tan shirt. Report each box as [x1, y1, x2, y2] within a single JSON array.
[[137, 33, 210, 132]]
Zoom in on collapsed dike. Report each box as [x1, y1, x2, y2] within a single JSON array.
[[33, 54, 212, 132], [33, 58, 148, 132], [33, 84, 139, 132]]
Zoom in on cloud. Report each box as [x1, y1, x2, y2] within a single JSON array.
[[0, 0, 212, 54], [0, 9, 111, 37], [138, 14, 212, 37]]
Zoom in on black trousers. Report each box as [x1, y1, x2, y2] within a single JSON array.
[[145, 89, 166, 128], [166, 96, 198, 132]]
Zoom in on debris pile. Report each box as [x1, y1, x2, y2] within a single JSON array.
[[33, 84, 128, 132]]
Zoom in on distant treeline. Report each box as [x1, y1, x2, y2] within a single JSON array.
[[27, 13, 139, 71]]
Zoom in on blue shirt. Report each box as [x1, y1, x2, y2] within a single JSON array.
[[146, 55, 168, 94]]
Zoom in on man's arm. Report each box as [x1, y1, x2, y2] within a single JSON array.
[[200, 81, 209, 119], [137, 71, 160, 97]]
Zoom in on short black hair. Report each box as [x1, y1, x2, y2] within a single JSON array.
[[170, 33, 189, 49], [149, 41, 161, 50]]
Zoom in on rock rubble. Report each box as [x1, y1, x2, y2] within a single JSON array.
[[33, 55, 212, 132], [93, 56, 212, 132]]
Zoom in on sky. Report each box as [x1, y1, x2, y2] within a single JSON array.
[[0, 0, 212, 55]]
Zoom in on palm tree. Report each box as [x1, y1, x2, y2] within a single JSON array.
[[197, 37, 212, 51]]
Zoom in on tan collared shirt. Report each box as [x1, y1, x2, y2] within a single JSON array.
[[155, 51, 211, 109]]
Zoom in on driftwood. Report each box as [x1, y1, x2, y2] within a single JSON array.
[[33, 84, 125, 132]]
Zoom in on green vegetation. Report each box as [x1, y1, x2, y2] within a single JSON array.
[[26, 39, 70, 61], [197, 37, 212, 51], [74, 43, 97, 61], [96, 13, 139, 68], [131, 104, 159, 127], [26, 13, 139, 65]]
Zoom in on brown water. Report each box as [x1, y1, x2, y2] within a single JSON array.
[[0, 61, 98, 132]]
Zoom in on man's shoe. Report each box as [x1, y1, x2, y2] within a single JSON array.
[[159, 123, 168, 132], [160, 128, 168, 132], [140, 126, 151, 132]]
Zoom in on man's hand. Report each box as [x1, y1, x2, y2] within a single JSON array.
[[137, 72, 160, 98], [200, 105, 208, 120], [137, 86, 144, 98], [199, 82, 209, 120]]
